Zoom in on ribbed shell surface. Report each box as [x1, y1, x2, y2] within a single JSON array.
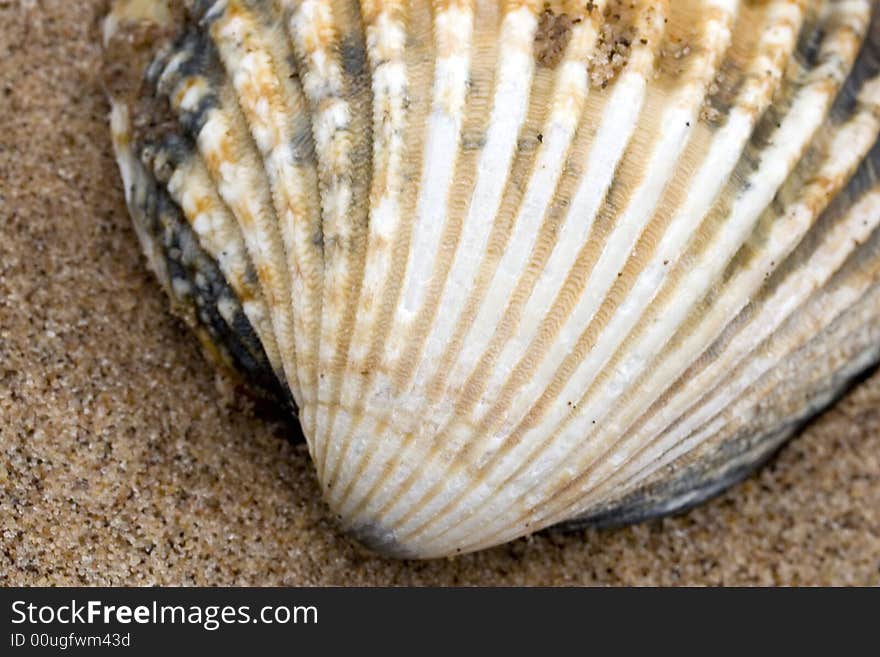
[[103, 0, 880, 557]]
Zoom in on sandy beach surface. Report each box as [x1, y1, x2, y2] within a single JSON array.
[[1, 0, 879, 585]]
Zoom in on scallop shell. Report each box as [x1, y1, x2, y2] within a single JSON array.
[[102, 0, 880, 558]]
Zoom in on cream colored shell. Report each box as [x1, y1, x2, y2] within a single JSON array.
[[103, 0, 880, 558]]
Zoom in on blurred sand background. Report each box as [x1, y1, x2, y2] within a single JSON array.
[[1, 0, 879, 585]]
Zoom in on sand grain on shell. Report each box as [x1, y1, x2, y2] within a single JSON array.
[[1, 0, 879, 585]]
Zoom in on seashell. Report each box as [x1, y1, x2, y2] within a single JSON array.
[[102, 0, 880, 558]]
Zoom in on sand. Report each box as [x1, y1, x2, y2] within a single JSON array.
[[1, 0, 879, 586]]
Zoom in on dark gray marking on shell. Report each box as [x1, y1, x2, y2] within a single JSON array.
[[190, 0, 223, 25], [749, 58, 880, 242], [140, 132, 190, 184], [792, 12, 824, 72], [157, 193, 275, 388], [149, 174, 290, 407], [341, 519, 421, 560], [840, 5, 880, 115], [461, 130, 487, 151], [829, 11, 880, 123], [705, 3, 824, 125], [151, 29, 222, 137], [559, 296, 880, 533], [290, 119, 316, 166], [341, 35, 368, 78], [727, 6, 868, 204], [121, 67, 292, 410]]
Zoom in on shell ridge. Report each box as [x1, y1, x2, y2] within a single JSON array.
[[283, 0, 367, 439], [328, 0, 620, 519], [408, 0, 869, 555], [316, 0, 409, 480], [205, 0, 325, 431], [429, 1, 872, 555], [313, 0, 430, 486], [309, 0, 384, 480], [148, 16, 307, 406], [583, 95, 880, 514], [324, 0, 507, 501], [552, 75, 880, 524], [380, 0, 739, 546], [322, 0, 494, 504]]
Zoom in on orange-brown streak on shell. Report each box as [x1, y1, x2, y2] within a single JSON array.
[[278, 0, 359, 440], [154, 35, 304, 405], [208, 1, 323, 417], [250, 0, 327, 419], [329, 47, 559, 516], [329, 0, 501, 509], [319, 0, 446, 489], [307, 0, 377, 472], [314, 0, 432, 483]]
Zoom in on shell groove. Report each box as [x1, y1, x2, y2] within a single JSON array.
[[103, 0, 880, 558]]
